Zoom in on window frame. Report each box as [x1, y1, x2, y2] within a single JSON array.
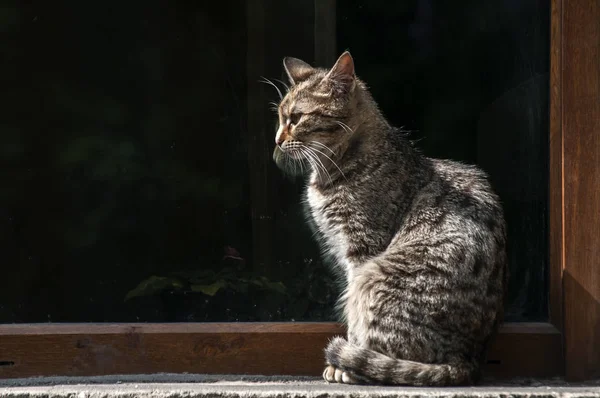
[[1, 0, 599, 381]]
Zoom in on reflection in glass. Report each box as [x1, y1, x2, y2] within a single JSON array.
[[0, 0, 548, 322]]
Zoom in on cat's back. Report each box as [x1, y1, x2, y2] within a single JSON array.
[[395, 157, 506, 250], [430, 158, 502, 209], [425, 158, 504, 222]]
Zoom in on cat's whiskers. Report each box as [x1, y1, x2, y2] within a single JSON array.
[[296, 151, 303, 175], [300, 146, 332, 184], [303, 146, 331, 181], [298, 148, 317, 178], [303, 147, 334, 184], [291, 150, 303, 176], [335, 121, 354, 135], [258, 77, 283, 100], [283, 147, 308, 177], [274, 78, 290, 92], [308, 141, 336, 156], [291, 151, 298, 176], [283, 150, 294, 175], [268, 101, 280, 112], [306, 146, 347, 181], [297, 150, 309, 175]]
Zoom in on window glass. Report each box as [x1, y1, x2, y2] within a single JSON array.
[[0, 0, 549, 322]]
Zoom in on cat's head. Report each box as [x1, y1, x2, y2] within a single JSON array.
[[272, 51, 359, 175]]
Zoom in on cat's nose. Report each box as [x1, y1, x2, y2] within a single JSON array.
[[275, 125, 288, 146]]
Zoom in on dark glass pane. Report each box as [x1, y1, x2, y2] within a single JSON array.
[[0, 0, 548, 322]]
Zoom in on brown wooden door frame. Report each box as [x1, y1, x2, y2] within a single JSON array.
[[1, 0, 599, 381], [559, 0, 600, 382]]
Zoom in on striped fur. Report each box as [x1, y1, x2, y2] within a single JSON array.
[[272, 52, 508, 386]]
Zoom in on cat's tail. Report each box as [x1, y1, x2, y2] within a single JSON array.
[[324, 337, 478, 386]]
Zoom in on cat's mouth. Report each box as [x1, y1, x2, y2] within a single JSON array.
[[272, 145, 306, 177], [278, 140, 307, 160]]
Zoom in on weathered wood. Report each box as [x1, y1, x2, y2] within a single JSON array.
[[562, 0, 600, 381], [0, 323, 562, 379], [549, 0, 564, 335]]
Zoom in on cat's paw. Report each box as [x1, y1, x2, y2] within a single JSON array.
[[322, 365, 358, 384]]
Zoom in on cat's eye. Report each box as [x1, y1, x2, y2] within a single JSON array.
[[289, 113, 302, 125]]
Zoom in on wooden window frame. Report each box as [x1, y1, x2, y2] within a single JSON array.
[[1, 0, 599, 381]]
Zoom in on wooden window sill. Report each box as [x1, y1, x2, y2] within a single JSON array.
[[0, 322, 561, 379]]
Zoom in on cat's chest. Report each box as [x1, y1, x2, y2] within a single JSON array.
[[306, 185, 359, 271]]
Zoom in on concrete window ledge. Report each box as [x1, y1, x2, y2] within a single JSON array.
[[1, 374, 600, 398]]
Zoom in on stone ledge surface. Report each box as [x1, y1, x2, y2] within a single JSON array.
[[1, 374, 600, 398]]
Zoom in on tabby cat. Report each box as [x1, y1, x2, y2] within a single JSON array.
[[271, 51, 507, 386]]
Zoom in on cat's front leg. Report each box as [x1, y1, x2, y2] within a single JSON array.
[[322, 263, 379, 384]]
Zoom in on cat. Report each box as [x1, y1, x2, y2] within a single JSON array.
[[270, 51, 508, 386]]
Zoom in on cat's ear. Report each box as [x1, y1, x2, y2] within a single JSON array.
[[283, 57, 314, 85], [324, 51, 356, 93]]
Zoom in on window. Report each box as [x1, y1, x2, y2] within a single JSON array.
[[1, 0, 598, 381]]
